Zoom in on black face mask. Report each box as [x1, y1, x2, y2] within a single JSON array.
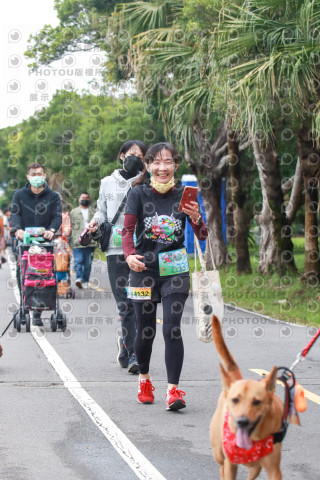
[[123, 155, 144, 176], [80, 200, 90, 207]]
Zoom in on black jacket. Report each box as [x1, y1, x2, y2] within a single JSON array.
[[11, 183, 62, 232]]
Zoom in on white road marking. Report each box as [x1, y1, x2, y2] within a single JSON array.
[[8, 255, 166, 480]]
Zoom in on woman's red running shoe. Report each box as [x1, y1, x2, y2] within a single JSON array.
[[166, 387, 186, 411], [137, 379, 155, 404]]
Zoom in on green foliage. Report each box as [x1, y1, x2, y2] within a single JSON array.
[[214, 0, 320, 138], [0, 91, 165, 208], [183, 0, 225, 32], [25, 0, 123, 74]]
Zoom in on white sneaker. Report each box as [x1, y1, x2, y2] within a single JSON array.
[[75, 278, 82, 288], [82, 282, 88, 289]]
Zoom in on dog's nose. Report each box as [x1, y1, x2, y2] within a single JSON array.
[[236, 417, 250, 429]]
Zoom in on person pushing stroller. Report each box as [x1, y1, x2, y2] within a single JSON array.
[[11, 162, 62, 326]]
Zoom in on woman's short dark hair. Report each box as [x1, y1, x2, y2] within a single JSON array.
[[118, 140, 148, 158], [144, 142, 181, 165]]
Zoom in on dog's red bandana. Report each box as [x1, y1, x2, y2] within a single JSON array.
[[223, 412, 274, 464]]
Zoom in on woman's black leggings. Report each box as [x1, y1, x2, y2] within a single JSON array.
[[133, 293, 188, 385]]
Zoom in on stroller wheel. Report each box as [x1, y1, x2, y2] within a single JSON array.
[[50, 313, 57, 332], [59, 313, 67, 332], [16, 313, 21, 333], [25, 314, 30, 333]]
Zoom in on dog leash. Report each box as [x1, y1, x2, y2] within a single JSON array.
[[272, 329, 320, 439], [271, 367, 296, 444], [270, 328, 319, 444], [290, 328, 320, 371]]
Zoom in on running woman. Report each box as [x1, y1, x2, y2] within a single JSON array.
[[122, 142, 208, 410]]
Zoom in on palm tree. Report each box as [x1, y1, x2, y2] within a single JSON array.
[[108, 0, 254, 267], [215, 0, 320, 275]]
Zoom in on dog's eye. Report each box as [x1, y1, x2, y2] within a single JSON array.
[[252, 399, 261, 406], [232, 397, 239, 404]]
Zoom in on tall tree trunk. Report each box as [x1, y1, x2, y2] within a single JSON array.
[[227, 130, 251, 273], [253, 136, 296, 275], [304, 175, 320, 275], [48, 172, 71, 211], [285, 157, 303, 223], [296, 127, 320, 277], [199, 177, 227, 268]]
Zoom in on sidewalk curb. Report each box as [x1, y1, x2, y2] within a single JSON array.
[[224, 303, 305, 328]]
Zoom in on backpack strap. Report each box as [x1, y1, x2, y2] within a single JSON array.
[[110, 192, 129, 226]]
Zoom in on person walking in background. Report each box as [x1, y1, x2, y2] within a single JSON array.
[[0, 210, 6, 268], [122, 142, 208, 410], [3, 207, 17, 258], [87, 140, 148, 375], [70, 192, 96, 289], [3, 208, 12, 246]]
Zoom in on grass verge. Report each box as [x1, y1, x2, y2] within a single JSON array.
[[189, 237, 320, 327]]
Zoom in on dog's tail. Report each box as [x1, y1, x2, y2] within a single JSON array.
[[212, 316, 242, 379]]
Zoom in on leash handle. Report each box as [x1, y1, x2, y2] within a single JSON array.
[[301, 328, 320, 357], [290, 353, 304, 371]]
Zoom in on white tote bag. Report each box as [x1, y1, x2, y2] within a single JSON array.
[[192, 236, 224, 342]]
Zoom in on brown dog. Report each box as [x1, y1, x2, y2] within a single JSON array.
[[210, 316, 298, 480]]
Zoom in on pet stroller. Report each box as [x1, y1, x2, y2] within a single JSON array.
[[54, 237, 75, 299], [14, 232, 67, 332]]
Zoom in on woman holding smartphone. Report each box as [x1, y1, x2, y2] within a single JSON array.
[[122, 142, 208, 410]]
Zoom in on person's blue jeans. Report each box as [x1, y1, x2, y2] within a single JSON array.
[[73, 247, 95, 282]]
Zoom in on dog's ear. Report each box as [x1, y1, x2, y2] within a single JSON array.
[[263, 365, 277, 392], [219, 363, 232, 391]]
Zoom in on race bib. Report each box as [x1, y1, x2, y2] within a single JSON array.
[[112, 225, 137, 247], [112, 225, 123, 246], [158, 248, 189, 276], [126, 287, 152, 300]]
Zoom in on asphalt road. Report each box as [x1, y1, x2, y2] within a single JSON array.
[[0, 250, 319, 480]]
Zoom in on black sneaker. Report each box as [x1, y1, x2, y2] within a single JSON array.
[[117, 336, 129, 368], [128, 353, 139, 374], [32, 314, 43, 327]]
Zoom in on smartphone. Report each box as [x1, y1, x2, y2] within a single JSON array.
[[178, 186, 198, 211]]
